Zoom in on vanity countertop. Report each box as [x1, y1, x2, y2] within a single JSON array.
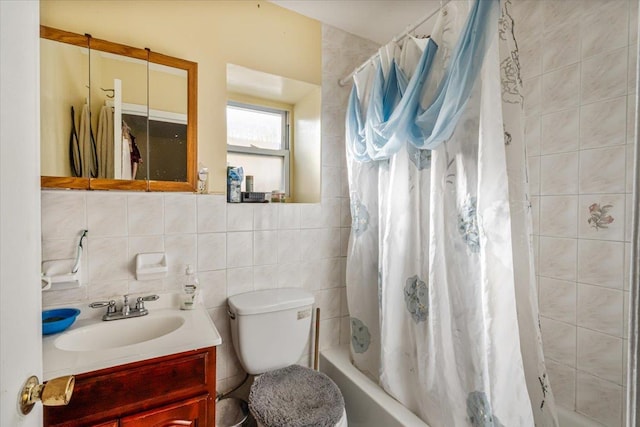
[[42, 294, 222, 380]]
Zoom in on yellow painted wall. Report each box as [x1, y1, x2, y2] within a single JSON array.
[[40, 38, 88, 176], [40, 0, 322, 193]]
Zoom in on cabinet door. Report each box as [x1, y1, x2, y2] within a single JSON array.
[[120, 395, 208, 427], [93, 422, 119, 427]]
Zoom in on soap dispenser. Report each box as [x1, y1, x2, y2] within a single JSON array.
[[181, 264, 199, 310]]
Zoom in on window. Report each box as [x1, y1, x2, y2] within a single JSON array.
[[226, 101, 289, 194]]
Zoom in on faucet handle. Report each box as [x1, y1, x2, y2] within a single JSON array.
[[135, 294, 159, 310], [89, 300, 116, 314]]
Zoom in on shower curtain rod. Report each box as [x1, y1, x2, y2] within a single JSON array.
[[337, 0, 452, 87]]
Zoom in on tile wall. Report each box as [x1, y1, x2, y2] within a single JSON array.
[[40, 25, 379, 394], [513, 1, 637, 425]]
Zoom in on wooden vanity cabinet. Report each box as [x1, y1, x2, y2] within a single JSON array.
[[44, 347, 216, 427]]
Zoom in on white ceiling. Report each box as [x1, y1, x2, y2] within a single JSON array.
[[270, 1, 442, 45]]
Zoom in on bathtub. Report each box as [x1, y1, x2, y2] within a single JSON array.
[[320, 346, 603, 427]]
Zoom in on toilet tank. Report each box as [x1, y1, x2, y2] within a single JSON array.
[[228, 288, 314, 375]]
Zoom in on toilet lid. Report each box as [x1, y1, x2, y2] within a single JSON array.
[[249, 364, 345, 427]]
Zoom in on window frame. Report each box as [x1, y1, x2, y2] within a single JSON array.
[[226, 101, 291, 195]]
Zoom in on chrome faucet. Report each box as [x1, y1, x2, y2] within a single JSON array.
[[89, 294, 159, 321]]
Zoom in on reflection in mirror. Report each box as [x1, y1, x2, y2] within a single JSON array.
[[90, 50, 148, 181], [226, 64, 321, 203], [40, 35, 89, 178], [148, 64, 188, 182], [40, 26, 198, 192]]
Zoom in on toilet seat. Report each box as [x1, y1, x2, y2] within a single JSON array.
[[249, 364, 347, 427]]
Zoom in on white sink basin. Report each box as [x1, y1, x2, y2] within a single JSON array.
[[42, 298, 222, 381], [55, 315, 185, 351]]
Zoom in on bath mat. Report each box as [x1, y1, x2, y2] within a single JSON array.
[[249, 364, 345, 427]]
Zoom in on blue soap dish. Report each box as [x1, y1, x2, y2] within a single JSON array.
[[42, 308, 80, 335]]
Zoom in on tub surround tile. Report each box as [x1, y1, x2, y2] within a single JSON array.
[[539, 277, 576, 324], [577, 240, 624, 289], [577, 284, 624, 337], [541, 63, 580, 113], [580, 0, 628, 60], [540, 316, 577, 367], [541, 108, 579, 155], [523, 76, 542, 117], [545, 359, 576, 410], [542, 18, 580, 73], [626, 144, 634, 193], [519, 37, 543, 81], [539, 195, 578, 238], [580, 97, 627, 150], [627, 97, 635, 145], [525, 115, 541, 156], [540, 152, 579, 195], [579, 146, 626, 194], [581, 48, 627, 105], [578, 195, 624, 241], [576, 372, 623, 427], [528, 156, 541, 196], [629, 45, 637, 95], [542, 0, 582, 30], [539, 237, 577, 281]]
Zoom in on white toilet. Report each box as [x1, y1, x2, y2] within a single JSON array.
[[228, 288, 347, 427]]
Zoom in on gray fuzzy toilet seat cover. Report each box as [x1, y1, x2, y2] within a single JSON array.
[[249, 364, 345, 427]]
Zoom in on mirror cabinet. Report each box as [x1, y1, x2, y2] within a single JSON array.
[[40, 26, 197, 192]]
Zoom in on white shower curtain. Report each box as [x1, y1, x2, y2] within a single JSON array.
[[345, 1, 558, 426]]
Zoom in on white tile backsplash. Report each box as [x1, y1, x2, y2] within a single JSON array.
[[87, 192, 127, 237], [127, 193, 164, 236], [164, 193, 196, 234], [41, 191, 87, 240]]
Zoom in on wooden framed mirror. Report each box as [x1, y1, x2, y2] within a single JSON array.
[[40, 26, 197, 192]]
